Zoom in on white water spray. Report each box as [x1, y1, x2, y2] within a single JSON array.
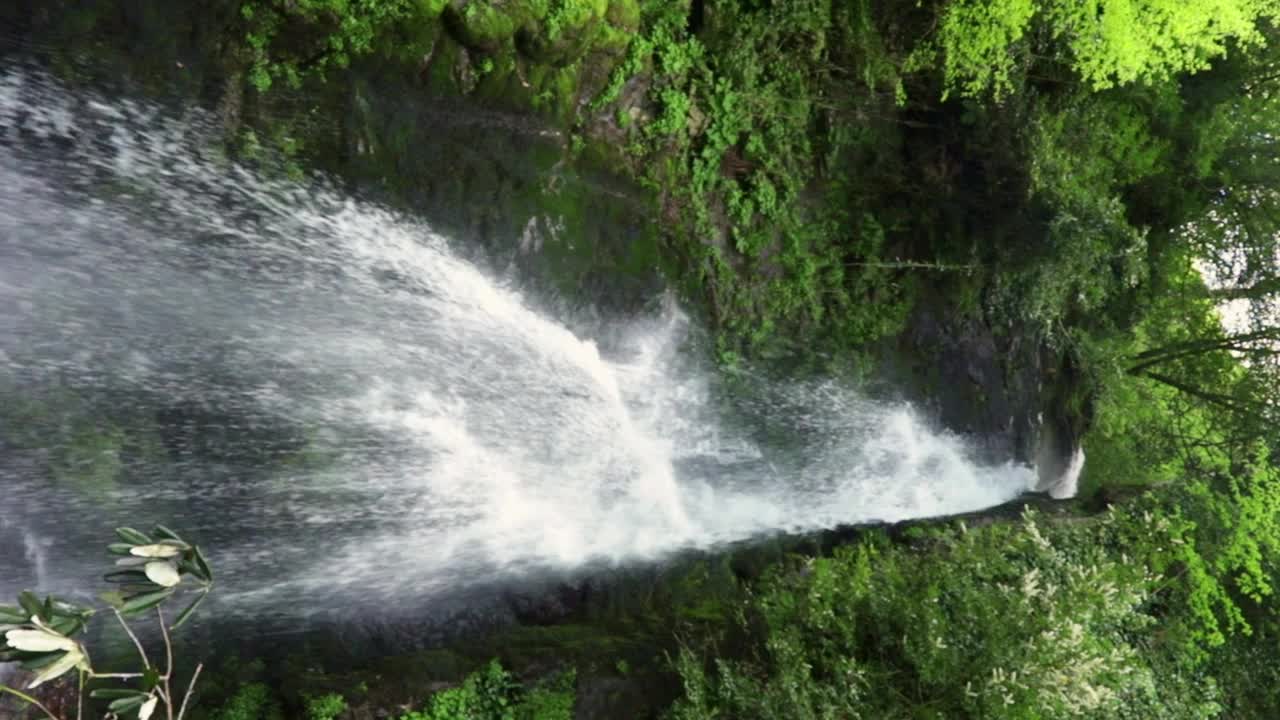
[[0, 66, 1034, 614]]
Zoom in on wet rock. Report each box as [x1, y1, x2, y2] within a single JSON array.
[[881, 287, 1092, 494]]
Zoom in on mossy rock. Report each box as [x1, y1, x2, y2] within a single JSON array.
[[515, 0, 609, 66], [442, 0, 531, 53]]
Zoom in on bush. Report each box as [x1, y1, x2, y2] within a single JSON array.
[[398, 661, 574, 720], [669, 509, 1225, 719]]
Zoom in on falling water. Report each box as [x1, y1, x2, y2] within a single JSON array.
[[0, 65, 1034, 622]]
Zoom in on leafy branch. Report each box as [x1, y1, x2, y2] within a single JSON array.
[[0, 525, 215, 720]]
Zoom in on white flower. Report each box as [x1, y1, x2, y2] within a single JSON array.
[[1021, 569, 1042, 598]]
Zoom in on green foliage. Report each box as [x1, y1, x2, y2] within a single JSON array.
[[305, 693, 348, 720], [670, 510, 1232, 719], [241, 0, 444, 91], [594, 0, 914, 359], [1047, 0, 1279, 89], [398, 661, 574, 720], [915, 0, 1037, 100], [213, 684, 284, 720], [922, 0, 1280, 98]]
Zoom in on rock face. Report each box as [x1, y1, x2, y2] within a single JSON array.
[[883, 289, 1091, 497]]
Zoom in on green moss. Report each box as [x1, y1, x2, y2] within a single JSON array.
[[485, 624, 631, 670], [605, 0, 640, 30], [443, 0, 527, 52], [515, 0, 609, 65]]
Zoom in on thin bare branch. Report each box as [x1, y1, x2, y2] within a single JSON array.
[[157, 606, 175, 720], [158, 606, 172, 678], [113, 609, 152, 670], [175, 664, 203, 720]]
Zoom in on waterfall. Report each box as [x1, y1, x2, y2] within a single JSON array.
[[0, 65, 1033, 618]]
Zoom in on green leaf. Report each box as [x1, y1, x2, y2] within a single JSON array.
[[108, 543, 137, 556], [18, 591, 43, 620], [120, 588, 175, 615], [193, 546, 214, 583], [50, 599, 91, 618], [90, 689, 150, 700], [0, 606, 27, 623], [49, 617, 82, 636], [20, 651, 65, 671], [171, 591, 207, 630], [104, 570, 151, 584], [178, 558, 208, 583], [156, 539, 191, 551], [115, 527, 152, 545], [109, 695, 148, 714], [152, 525, 186, 543]]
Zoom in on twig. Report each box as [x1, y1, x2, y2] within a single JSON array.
[[845, 260, 979, 271], [89, 673, 147, 680], [113, 609, 152, 670], [158, 606, 173, 679], [158, 606, 174, 720], [77, 669, 84, 720], [1, 685, 61, 720], [175, 664, 203, 720]]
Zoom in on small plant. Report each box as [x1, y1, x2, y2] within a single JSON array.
[[211, 683, 281, 720], [397, 661, 574, 720], [0, 525, 215, 720], [305, 693, 347, 720]]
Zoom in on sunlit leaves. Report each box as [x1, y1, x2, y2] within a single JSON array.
[[919, 0, 1036, 100], [926, 0, 1280, 98]]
